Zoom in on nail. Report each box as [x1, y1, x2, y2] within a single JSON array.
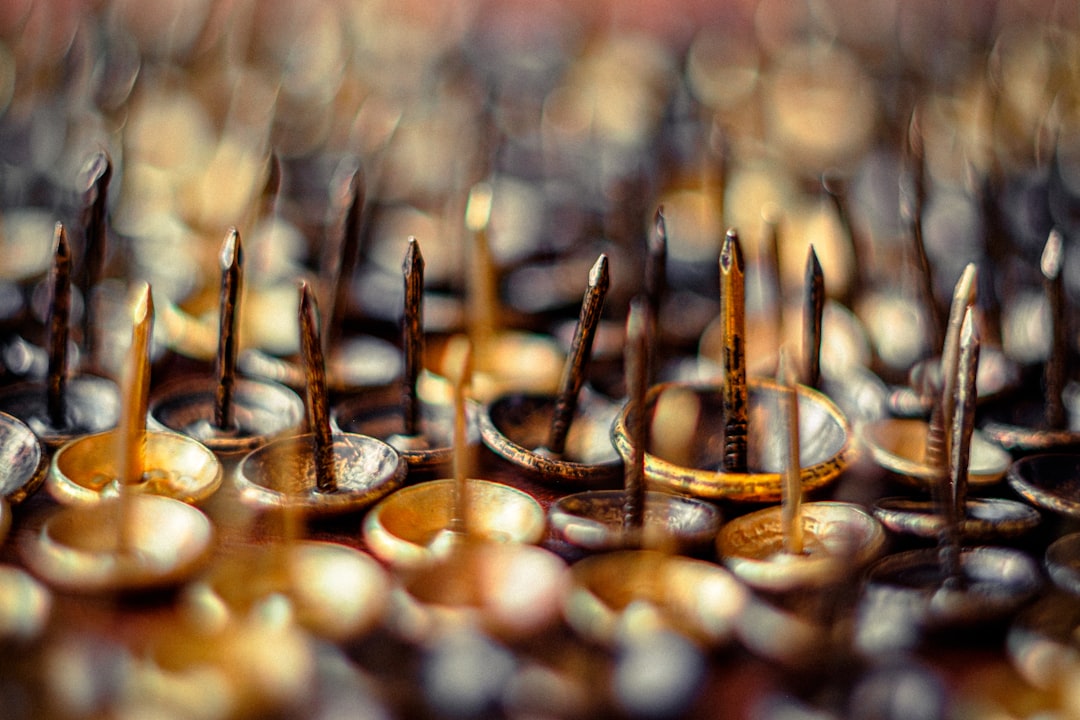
[[299, 281, 336, 493], [46, 224, 72, 429], [720, 229, 747, 473], [623, 298, 650, 539], [802, 245, 824, 389], [116, 282, 153, 553], [327, 165, 365, 351], [402, 237, 425, 437], [546, 254, 610, 457], [443, 334, 473, 536], [778, 349, 803, 556], [1042, 229, 1067, 429], [80, 151, 112, 364]]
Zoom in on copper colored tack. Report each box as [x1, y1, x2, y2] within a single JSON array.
[[0, 224, 120, 449], [149, 229, 304, 457], [479, 255, 621, 486], [548, 300, 722, 554], [234, 282, 405, 515]]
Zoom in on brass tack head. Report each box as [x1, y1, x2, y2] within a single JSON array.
[[22, 494, 214, 594]]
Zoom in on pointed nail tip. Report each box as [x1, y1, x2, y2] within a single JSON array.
[[951, 262, 978, 301], [404, 236, 424, 270], [298, 279, 314, 304], [221, 228, 241, 262], [1042, 230, 1065, 278], [653, 206, 666, 236], [589, 254, 609, 287], [85, 151, 113, 186], [132, 282, 153, 324], [720, 229, 744, 273]]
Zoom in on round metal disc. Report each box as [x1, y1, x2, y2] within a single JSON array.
[[22, 494, 213, 593], [235, 433, 406, 515], [363, 478, 545, 569], [0, 376, 120, 450], [1006, 453, 1080, 519], [873, 497, 1041, 541], [0, 411, 46, 504], [611, 379, 854, 502], [563, 549, 747, 648], [48, 430, 223, 506], [717, 501, 886, 592], [149, 376, 304, 456], [864, 546, 1042, 630], [480, 391, 622, 487], [861, 418, 1011, 487], [548, 489, 722, 554], [201, 541, 390, 641], [982, 390, 1080, 454], [391, 539, 567, 642]]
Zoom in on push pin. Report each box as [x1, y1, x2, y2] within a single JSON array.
[[234, 281, 406, 515], [862, 265, 1011, 488], [200, 437, 390, 641], [201, 541, 391, 641], [22, 493, 214, 593], [47, 283, 223, 506], [875, 308, 1040, 541], [333, 238, 474, 472], [984, 230, 1080, 452], [612, 232, 854, 502], [716, 350, 886, 593], [857, 315, 1042, 646], [149, 229, 304, 457], [548, 299, 722, 554], [480, 254, 622, 486], [238, 165, 403, 390], [702, 236, 887, 422], [24, 285, 215, 592], [0, 224, 120, 449], [364, 335, 546, 569], [375, 336, 566, 641]]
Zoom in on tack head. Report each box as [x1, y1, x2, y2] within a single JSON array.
[[201, 541, 390, 641], [717, 501, 886, 593], [563, 550, 746, 648], [47, 429, 223, 506], [22, 494, 213, 594], [363, 478, 545, 570], [234, 432, 406, 515], [611, 379, 853, 502]]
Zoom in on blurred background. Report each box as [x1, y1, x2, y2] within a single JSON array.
[[0, 0, 1075, 381]]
